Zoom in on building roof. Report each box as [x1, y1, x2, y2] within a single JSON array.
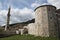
[[56, 9, 60, 13], [34, 5, 56, 11], [2, 19, 35, 28]]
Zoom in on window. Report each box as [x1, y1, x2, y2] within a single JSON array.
[[50, 17, 52, 19], [48, 7, 51, 11]]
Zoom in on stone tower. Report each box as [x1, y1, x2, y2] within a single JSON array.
[[34, 5, 58, 37], [56, 9, 60, 37]]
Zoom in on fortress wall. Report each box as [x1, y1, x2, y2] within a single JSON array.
[[28, 23, 36, 35], [34, 5, 58, 37], [47, 6, 58, 37], [35, 6, 49, 37], [56, 9, 60, 37]]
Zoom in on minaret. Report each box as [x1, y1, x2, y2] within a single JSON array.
[[5, 7, 11, 31]]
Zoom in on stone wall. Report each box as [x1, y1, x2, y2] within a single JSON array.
[[35, 6, 49, 37], [28, 23, 36, 35], [34, 5, 58, 37], [47, 6, 58, 37], [56, 9, 60, 37]]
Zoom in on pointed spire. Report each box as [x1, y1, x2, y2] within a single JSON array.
[[5, 6, 11, 31], [7, 7, 11, 17]]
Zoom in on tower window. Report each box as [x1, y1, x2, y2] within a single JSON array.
[[50, 17, 52, 19], [48, 8, 50, 11], [48, 7, 51, 11]]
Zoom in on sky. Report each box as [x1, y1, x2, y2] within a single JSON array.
[[0, 0, 60, 26]]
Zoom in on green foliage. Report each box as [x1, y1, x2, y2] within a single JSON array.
[[0, 34, 59, 40]]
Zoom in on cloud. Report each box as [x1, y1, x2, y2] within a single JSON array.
[[47, 0, 60, 9], [0, 7, 35, 26], [3, 0, 30, 8], [18, 0, 30, 7], [47, 0, 58, 4], [31, 0, 60, 9], [10, 7, 35, 23], [0, 10, 8, 25], [31, 1, 40, 8], [31, 0, 48, 8]]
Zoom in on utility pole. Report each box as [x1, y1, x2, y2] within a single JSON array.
[[5, 7, 11, 31]]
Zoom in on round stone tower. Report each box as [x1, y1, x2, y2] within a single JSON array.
[[34, 5, 58, 37], [56, 9, 60, 38]]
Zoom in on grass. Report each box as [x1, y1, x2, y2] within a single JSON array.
[[0, 34, 59, 40]]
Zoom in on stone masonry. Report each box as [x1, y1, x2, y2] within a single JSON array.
[[56, 9, 60, 37], [28, 5, 59, 37]]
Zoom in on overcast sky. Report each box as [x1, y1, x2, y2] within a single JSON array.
[[0, 0, 60, 26]]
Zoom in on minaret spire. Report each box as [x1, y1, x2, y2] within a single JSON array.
[[5, 7, 11, 31]]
